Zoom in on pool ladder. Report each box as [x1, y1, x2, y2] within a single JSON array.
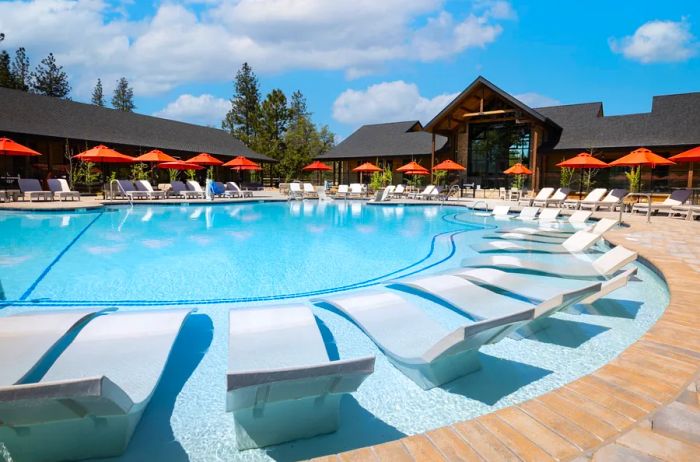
[[440, 184, 461, 206]]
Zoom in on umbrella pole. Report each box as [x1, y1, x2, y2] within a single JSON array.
[[688, 162, 694, 189], [578, 169, 583, 197]]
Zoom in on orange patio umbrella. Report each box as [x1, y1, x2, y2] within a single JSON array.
[[396, 161, 428, 173], [157, 160, 204, 170], [304, 160, 332, 185], [74, 145, 134, 185], [1, 137, 41, 195], [669, 146, 700, 188], [353, 162, 382, 173], [609, 148, 675, 193], [503, 163, 533, 175], [134, 149, 177, 184], [557, 152, 609, 195], [432, 159, 466, 171], [223, 156, 261, 170], [402, 169, 430, 176], [186, 153, 224, 166]]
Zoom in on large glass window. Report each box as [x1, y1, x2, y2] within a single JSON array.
[[468, 122, 531, 188]]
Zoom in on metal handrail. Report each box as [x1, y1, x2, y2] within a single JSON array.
[[440, 185, 461, 206], [109, 179, 133, 207], [470, 200, 489, 214], [621, 193, 652, 224]]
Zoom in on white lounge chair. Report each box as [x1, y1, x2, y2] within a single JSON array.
[[488, 216, 617, 245], [0, 309, 191, 462], [519, 187, 553, 207], [227, 305, 374, 449], [302, 183, 318, 199], [185, 180, 206, 199], [580, 188, 628, 211], [461, 245, 638, 278], [287, 182, 303, 199], [409, 185, 435, 200], [563, 188, 607, 210], [348, 183, 364, 198], [47, 179, 80, 201], [394, 274, 599, 338], [135, 180, 166, 199], [227, 181, 253, 198], [541, 188, 571, 207], [537, 208, 560, 222], [471, 228, 609, 254], [632, 189, 692, 214], [511, 206, 539, 220], [116, 179, 149, 200], [373, 185, 395, 202], [0, 310, 101, 386], [317, 187, 333, 202], [315, 291, 532, 389], [392, 184, 406, 198], [453, 267, 636, 307], [18, 178, 53, 201], [497, 210, 593, 238], [335, 184, 349, 199]]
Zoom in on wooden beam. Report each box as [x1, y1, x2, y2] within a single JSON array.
[[479, 98, 484, 113], [531, 128, 540, 191], [462, 109, 515, 118], [431, 132, 436, 176]]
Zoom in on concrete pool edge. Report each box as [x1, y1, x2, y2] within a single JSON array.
[[317, 218, 700, 461]]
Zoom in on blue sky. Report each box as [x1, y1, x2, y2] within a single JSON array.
[[0, 0, 698, 139]]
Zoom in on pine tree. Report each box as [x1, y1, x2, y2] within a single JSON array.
[[31, 53, 70, 98], [257, 89, 289, 160], [0, 50, 12, 89], [11, 47, 30, 91], [111, 77, 135, 112], [91, 78, 105, 106], [222, 62, 261, 145]]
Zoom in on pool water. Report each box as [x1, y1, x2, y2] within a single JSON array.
[[0, 202, 669, 461]]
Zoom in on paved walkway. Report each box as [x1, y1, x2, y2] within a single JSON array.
[[313, 216, 700, 461]]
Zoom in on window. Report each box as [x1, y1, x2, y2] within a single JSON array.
[[468, 122, 531, 187]]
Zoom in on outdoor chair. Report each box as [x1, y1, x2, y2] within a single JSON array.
[[579, 188, 628, 211], [185, 180, 206, 199], [287, 182, 303, 199], [632, 189, 692, 215], [302, 182, 318, 199], [116, 180, 149, 200], [226, 182, 253, 198], [563, 188, 607, 210], [135, 180, 166, 199], [541, 188, 571, 207], [18, 178, 53, 201], [47, 179, 80, 201], [520, 187, 553, 207]]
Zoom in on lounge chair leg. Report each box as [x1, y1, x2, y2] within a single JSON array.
[[510, 318, 552, 340], [392, 348, 481, 390]]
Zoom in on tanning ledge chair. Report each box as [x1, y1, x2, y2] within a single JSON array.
[[496, 210, 592, 238], [0, 309, 191, 462], [486, 215, 617, 244], [227, 304, 374, 449], [315, 290, 533, 389], [394, 274, 600, 339], [47, 179, 80, 201]]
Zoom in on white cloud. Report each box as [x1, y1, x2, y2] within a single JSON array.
[[0, 0, 516, 97], [332, 80, 458, 126], [610, 19, 697, 63], [514, 92, 561, 108], [154, 94, 230, 127]]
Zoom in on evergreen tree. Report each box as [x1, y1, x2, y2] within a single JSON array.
[[289, 90, 310, 121], [0, 50, 12, 89], [111, 77, 135, 112], [11, 47, 30, 91], [31, 53, 70, 97], [257, 89, 289, 160], [91, 78, 105, 106], [222, 62, 261, 145]]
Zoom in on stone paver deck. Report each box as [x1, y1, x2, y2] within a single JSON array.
[[314, 214, 700, 461]]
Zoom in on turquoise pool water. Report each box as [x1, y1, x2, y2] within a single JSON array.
[[0, 202, 669, 461]]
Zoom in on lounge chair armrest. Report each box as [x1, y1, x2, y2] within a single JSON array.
[[226, 356, 375, 412]]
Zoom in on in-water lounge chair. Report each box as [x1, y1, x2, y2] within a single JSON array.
[[519, 187, 553, 207], [453, 267, 636, 307], [540, 188, 571, 207], [47, 179, 80, 201], [537, 208, 560, 222], [632, 189, 692, 215], [471, 227, 609, 254], [486, 216, 617, 245], [135, 180, 166, 199], [227, 304, 374, 449], [394, 274, 599, 338], [579, 188, 628, 211], [315, 291, 531, 389], [511, 206, 539, 220], [303, 183, 318, 199], [473, 205, 510, 217], [461, 245, 638, 279], [0, 309, 191, 462], [18, 178, 53, 202], [497, 210, 593, 238], [563, 188, 607, 210]]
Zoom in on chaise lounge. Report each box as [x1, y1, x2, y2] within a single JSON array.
[[18, 178, 53, 202], [47, 179, 80, 201]]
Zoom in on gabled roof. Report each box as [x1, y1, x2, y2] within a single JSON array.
[[319, 121, 447, 160], [0, 87, 273, 161], [424, 76, 551, 133], [536, 92, 700, 150]]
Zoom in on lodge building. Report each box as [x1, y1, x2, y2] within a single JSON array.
[[321, 76, 700, 191]]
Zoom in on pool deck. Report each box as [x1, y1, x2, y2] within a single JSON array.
[[312, 212, 700, 461]]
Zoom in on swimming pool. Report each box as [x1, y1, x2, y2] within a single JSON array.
[[0, 202, 669, 461]]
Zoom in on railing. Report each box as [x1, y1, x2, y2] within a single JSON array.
[[440, 185, 462, 206], [621, 193, 652, 224], [470, 200, 489, 214]]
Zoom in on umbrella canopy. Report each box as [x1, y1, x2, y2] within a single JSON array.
[[0, 138, 41, 157], [303, 160, 332, 171], [396, 161, 428, 173], [157, 160, 204, 171], [608, 148, 675, 168], [556, 152, 609, 169], [402, 169, 430, 176], [186, 152, 223, 166], [223, 156, 261, 170], [432, 159, 466, 171], [503, 163, 533, 175], [134, 149, 176, 163], [74, 145, 135, 163], [352, 162, 382, 173], [669, 146, 700, 163]]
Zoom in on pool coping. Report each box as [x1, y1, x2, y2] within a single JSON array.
[[314, 218, 700, 461]]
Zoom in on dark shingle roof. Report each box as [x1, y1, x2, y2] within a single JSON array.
[[536, 93, 700, 150], [0, 87, 272, 161], [319, 121, 447, 159]]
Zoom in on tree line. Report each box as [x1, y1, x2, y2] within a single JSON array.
[[222, 63, 335, 181], [0, 34, 135, 111]]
